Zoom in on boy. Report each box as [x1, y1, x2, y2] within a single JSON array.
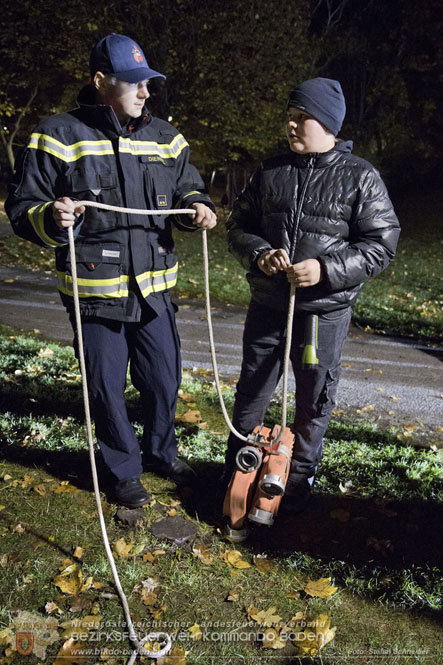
[[223, 77, 400, 510]]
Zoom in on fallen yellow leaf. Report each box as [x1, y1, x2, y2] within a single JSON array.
[[304, 577, 338, 598], [250, 606, 282, 627], [225, 550, 251, 569], [53, 562, 82, 595], [253, 555, 274, 574], [140, 588, 158, 606], [178, 392, 196, 402], [175, 410, 201, 424], [245, 604, 260, 621], [38, 347, 54, 358], [157, 646, 187, 664], [262, 626, 287, 649], [45, 601, 63, 615], [193, 544, 214, 565], [112, 538, 135, 558], [189, 624, 202, 641], [293, 613, 336, 656], [60, 615, 102, 639], [52, 637, 88, 664]]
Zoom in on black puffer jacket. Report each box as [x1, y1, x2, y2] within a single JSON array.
[[226, 141, 400, 313]]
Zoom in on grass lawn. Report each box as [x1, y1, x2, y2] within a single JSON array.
[[0, 333, 442, 664]]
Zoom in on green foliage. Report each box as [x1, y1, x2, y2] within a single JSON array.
[[165, 0, 312, 170]]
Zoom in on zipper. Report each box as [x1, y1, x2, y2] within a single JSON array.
[[288, 154, 316, 264]]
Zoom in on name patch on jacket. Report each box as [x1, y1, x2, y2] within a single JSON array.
[[102, 249, 120, 258], [157, 195, 168, 207]]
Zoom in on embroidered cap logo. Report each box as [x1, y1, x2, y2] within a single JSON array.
[[132, 45, 144, 63]]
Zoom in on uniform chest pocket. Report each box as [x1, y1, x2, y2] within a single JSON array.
[[67, 169, 123, 230], [140, 155, 176, 212], [64, 243, 128, 299]]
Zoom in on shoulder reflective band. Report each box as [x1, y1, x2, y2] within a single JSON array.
[[119, 133, 188, 159], [28, 134, 113, 163]]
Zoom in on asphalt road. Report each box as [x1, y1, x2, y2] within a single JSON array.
[[0, 259, 442, 444]]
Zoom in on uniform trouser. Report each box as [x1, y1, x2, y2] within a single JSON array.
[[70, 303, 181, 481], [226, 301, 351, 477]]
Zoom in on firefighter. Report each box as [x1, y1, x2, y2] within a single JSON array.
[[221, 78, 400, 512], [6, 33, 216, 509]]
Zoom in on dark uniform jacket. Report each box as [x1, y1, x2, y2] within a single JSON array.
[[6, 85, 213, 321], [226, 140, 400, 313]]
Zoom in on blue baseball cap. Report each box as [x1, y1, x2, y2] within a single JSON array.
[[90, 33, 166, 83]]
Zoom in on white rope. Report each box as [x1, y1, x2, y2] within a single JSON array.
[[75, 200, 195, 216], [281, 284, 296, 430], [68, 225, 172, 662], [202, 230, 248, 442], [201, 231, 295, 440]]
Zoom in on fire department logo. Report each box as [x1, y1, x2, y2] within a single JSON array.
[[157, 195, 168, 207], [132, 45, 144, 63], [16, 632, 34, 655]]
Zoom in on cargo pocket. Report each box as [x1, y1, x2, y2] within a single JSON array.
[[63, 243, 128, 300], [66, 169, 122, 231], [136, 242, 178, 298]]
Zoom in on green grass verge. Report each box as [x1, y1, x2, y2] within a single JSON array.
[[0, 333, 442, 664]]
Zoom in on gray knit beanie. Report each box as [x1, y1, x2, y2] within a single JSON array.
[[287, 77, 346, 136]]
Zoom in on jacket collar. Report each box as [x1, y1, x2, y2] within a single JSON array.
[[76, 84, 152, 137], [289, 139, 353, 168]]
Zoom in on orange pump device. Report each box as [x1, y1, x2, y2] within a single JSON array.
[[221, 311, 319, 542], [222, 424, 294, 541]]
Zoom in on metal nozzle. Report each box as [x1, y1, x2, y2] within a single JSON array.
[[259, 473, 285, 497], [235, 446, 262, 472]]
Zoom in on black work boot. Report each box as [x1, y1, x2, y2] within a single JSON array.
[[145, 457, 198, 486], [114, 478, 151, 509]]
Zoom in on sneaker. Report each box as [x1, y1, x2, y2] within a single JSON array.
[[145, 457, 198, 486], [114, 478, 151, 509]]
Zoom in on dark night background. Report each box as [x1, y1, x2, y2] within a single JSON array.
[[1, 0, 442, 199]]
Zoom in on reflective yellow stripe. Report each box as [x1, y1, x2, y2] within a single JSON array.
[[28, 202, 65, 247], [28, 132, 188, 163], [28, 133, 114, 163], [136, 263, 178, 298], [182, 191, 202, 199], [174, 194, 200, 229], [56, 272, 130, 298], [56, 264, 177, 299], [119, 133, 188, 159]]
